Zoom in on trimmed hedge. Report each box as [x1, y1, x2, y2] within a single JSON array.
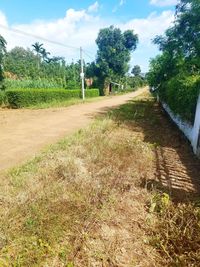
[[85, 88, 99, 98], [5, 89, 99, 108], [159, 75, 200, 124]]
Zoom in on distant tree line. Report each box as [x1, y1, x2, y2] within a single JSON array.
[[0, 25, 146, 93]]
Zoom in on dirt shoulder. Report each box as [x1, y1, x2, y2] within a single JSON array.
[[0, 88, 146, 171]]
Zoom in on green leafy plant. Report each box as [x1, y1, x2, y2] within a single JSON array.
[[0, 91, 6, 106], [6, 88, 99, 108]]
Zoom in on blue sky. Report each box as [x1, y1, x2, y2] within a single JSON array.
[[0, 0, 177, 71]]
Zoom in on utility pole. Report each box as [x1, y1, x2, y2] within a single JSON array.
[[80, 47, 85, 100]]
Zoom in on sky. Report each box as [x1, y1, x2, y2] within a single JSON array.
[[0, 0, 178, 72]]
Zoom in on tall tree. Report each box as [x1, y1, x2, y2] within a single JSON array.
[[32, 42, 44, 69], [131, 65, 141, 76], [40, 48, 50, 62], [4, 47, 38, 79], [0, 35, 7, 89], [95, 26, 138, 93]]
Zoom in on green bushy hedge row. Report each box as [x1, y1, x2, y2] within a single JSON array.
[[6, 88, 99, 108], [85, 88, 99, 98], [159, 75, 200, 124]]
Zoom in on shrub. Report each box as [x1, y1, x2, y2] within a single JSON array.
[[0, 91, 6, 106], [85, 88, 99, 98], [6, 89, 100, 108], [159, 75, 200, 124]]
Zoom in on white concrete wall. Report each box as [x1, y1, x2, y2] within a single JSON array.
[[192, 94, 200, 156], [161, 94, 200, 157]]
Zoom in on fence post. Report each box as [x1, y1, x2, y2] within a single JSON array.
[[192, 93, 200, 156]]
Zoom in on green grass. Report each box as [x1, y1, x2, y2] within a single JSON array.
[[27, 96, 104, 109]]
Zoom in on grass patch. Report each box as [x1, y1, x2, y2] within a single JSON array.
[[27, 96, 104, 109], [148, 196, 200, 266], [0, 115, 156, 266]]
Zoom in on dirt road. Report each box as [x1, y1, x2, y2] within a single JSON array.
[[0, 88, 146, 171]]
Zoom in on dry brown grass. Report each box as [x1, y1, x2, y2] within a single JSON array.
[[0, 118, 158, 266]]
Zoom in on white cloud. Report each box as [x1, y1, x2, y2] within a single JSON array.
[[121, 10, 175, 70], [0, 8, 104, 62], [120, 0, 126, 6], [150, 0, 178, 7], [122, 11, 174, 43], [0, 10, 8, 26], [88, 1, 99, 12], [0, 6, 175, 71], [113, 0, 126, 12]]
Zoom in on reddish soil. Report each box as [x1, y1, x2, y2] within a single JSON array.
[[0, 89, 146, 171]]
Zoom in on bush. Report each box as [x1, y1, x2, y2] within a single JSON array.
[[0, 91, 6, 106], [6, 89, 100, 108], [85, 88, 99, 98], [159, 75, 200, 124]]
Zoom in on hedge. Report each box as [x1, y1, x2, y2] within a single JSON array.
[[159, 75, 200, 124], [0, 91, 6, 106], [85, 88, 99, 98], [6, 88, 99, 108]]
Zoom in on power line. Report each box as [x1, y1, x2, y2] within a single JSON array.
[[83, 49, 95, 61], [0, 24, 79, 50]]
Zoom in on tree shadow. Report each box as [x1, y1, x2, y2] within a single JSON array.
[[95, 93, 200, 203]]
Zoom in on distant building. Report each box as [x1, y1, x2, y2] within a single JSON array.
[[85, 78, 93, 87]]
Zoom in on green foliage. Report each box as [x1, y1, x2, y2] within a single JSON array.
[[131, 65, 141, 76], [6, 89, 99, 108], [147, 0, 200, 123], [4, 47, 38, 79], [127, 76, 145, 89], [0, 91, 6, 106], [4, 78, 62, 90], [4, 45, 81, 88], [0, 34, 6, 89], [95, 25, 138, 92], [160, 75, 200, 123], [149, 193, 170, 214], [85, 88, 99, 98], [96, 26, 138, 77]]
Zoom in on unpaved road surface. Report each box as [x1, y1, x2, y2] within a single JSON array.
[[0, 89, 146, 171]]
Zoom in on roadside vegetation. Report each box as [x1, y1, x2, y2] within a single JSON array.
[[5, 89, 99, 108], [0, 92, 200, 266], [0, 25, 146, 109], [147, 0, 200, 124]]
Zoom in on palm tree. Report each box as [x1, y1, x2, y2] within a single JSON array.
[[40, 48, 50, 62], [0, 35, 7, 87], [0, 35, 6, 55], [32, 42, 44, 69]]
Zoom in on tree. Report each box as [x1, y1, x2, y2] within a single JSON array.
[[95, 25, 138, 93], [131, 65, 141, 76], [147, 0, 200, 123], [4, 47, 38, 79], [40, 48, 50, 62], [0, 35, 7, 89], [32, 42, 44, 69]]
